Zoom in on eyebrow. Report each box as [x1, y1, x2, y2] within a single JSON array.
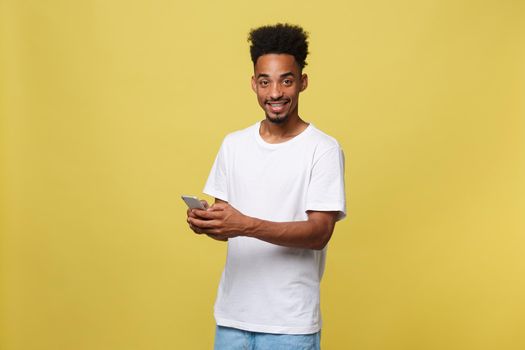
[[256, 72, 296, 79]]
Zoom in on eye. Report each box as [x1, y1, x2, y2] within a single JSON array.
[[259, 80, 269, 87], [283, 79, 293, 86]]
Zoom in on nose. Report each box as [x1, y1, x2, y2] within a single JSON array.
[[269, 82, 283, 100]]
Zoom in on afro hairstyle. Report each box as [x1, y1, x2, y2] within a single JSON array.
[[248, 23, 309, 70]]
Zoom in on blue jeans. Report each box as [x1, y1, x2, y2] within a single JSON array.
[[214, 325, 321, 350]]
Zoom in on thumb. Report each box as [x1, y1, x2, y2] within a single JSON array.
[[210, 203, 227, 211]]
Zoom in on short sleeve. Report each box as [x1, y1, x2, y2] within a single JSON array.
[[306, 146, 346, 221], [203, 140, 229, 202]]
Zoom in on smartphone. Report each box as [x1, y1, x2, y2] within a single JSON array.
[[181, 195, 206, 210]]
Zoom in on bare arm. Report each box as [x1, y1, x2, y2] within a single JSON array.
[[188, 201, 338, 250]]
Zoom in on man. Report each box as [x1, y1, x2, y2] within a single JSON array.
[[187, 23, 346, 350]]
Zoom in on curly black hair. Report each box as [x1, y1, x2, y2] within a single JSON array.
[[248, 23, 309, 70]]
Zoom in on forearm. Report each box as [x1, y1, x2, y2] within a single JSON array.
[[243, 215, 335, 250], [188, 201, 338, 249]]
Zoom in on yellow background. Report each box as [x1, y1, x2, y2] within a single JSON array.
[[1, 0, 524, 349]]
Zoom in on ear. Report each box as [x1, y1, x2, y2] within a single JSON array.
[[300, 74, 308, 92], [251, 76, 257, 92]]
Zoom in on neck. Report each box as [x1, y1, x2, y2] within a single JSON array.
[[259, 115, 309, 144]]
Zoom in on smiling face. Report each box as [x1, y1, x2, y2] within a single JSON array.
[[251, 54, 308, 124]]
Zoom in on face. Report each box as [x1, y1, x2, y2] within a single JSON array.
[[251, 54, 308, 124]]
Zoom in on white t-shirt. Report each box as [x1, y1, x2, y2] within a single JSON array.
[[203, 121, 346, 334]]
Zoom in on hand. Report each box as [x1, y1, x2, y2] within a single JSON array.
[[186, 200, 228, 241], [187, 202, 248, 239]]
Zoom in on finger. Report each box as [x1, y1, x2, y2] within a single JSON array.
[[208, 206, 225, 212], [199, 228, 221, 235], [188, 218, 207, 232], [210, 203, 227, 210], [187, 216, 197, 226], [191, 208, 211, 217], [188, 216, 210, 229], [193, 210, 222, 220], [200, 200, 209, 209], [191, 218, 220, 229], [188, 223, 200, 234]]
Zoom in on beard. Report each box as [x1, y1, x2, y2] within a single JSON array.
[[265, 112, 288, 124], [264, 97, 292, 124]]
